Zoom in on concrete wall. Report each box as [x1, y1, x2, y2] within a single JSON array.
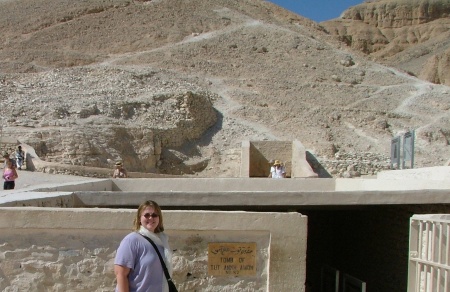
[[248, 141, 292, 177], [21, 175, 450, 193], [240, 140, 317, 178], [292, 140, 318, 178], [240, 141, 251, 177], [4, 175, 450, 209], [0, 208, 307, 292]]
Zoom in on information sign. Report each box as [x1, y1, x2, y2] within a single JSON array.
[[208, 242, 257, 276]]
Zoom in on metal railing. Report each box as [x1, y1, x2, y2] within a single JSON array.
[[408, 215, 450, 292]]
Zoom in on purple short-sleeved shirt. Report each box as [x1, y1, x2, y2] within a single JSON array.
[[115, 232, 165, 292]]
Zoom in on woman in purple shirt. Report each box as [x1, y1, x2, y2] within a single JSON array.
[[114, 200, 173, 292], [3, 159, 18, 190]]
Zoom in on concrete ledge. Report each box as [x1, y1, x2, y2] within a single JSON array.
[[335, 177, 450, 191], [3, 189, 450, 208], [71, 190, 450, 208], [32, 179, 112, 192], [0, 191, 74, 207], [377, 166, 450, 180], [112, 177, 335, 192]]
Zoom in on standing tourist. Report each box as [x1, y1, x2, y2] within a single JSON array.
[[114, 200, 174, 292], [3, 159, 18, 189], [113, 161, 128, 178], [268, 159, 286, 178], [15, 146, 25, 170]]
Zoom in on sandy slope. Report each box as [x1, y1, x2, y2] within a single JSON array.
[[0, 0, 449, 178]]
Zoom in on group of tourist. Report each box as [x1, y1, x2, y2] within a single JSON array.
[[2, 149, 170, 290], [2, 147, 170, 290], [2, 145, 25, 190], [113, 160, 285, 291], [113, 159, 286, 291], [2, 147, 286, 289], [3, 146, 284, 288], [3, 146, 130, 189]]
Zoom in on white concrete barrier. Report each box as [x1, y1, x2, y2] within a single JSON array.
[[0, 207, 307, 291]]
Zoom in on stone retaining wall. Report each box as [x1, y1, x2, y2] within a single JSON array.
[[21, 142, 176, 179], [0, 208, 307, 292], [319, 151, 391, 178], [0, 138, 19, 162]]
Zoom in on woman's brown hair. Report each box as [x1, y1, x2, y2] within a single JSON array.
[[132, 200, 164, 233]]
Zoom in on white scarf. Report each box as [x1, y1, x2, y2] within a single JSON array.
[[138, 226, 173, 292]]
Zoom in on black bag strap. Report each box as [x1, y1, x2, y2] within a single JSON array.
[[140, 234, 174, 284]]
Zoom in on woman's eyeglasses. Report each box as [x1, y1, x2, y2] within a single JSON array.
[[142, 213, 159, 219]]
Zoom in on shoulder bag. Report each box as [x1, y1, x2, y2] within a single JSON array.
[[141, 234, 179, 292]]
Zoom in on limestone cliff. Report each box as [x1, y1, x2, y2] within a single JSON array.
[[344, 0, 450, 27], [322, 0, 450, 85]]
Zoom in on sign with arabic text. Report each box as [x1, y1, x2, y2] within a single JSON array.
[[208, 242, 257, 276]]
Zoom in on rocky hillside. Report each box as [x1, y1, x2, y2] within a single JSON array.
[[0, 0, 449, 177], [322, 0, 450, 86]]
